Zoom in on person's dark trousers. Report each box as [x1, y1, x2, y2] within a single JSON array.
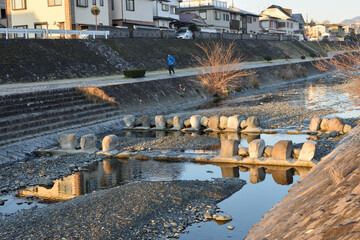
[[168, 65, 175, 74]]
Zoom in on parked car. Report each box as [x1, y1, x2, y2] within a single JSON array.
[[175, 29, 193, 39]]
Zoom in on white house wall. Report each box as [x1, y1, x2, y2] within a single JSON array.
[[73, 0, 110, 26], [246, 16, 259, 33], [153, 0, 179, 20], [8, 0, 66, 29], [112, 0, 153, 25]]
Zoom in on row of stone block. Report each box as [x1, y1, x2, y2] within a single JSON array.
[[123, 114, 261, 132], [309, 117, 351, 133], [220, 139, 316, 161], [60, 134, 97, 150]]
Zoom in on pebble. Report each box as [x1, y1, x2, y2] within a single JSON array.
[[227, 225, 235, 230]]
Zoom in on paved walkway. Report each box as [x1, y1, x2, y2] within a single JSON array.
[[0, 58, 318, 96]]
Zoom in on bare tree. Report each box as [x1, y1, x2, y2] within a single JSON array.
[[312, 41, 360, 101], [192, 40, 254, 97]]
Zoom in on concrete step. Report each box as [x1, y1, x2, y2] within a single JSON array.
[[0, 103, 119, 131], [0, 109, 123, 146]]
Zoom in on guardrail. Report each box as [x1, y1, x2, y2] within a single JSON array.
[[0, 28, 110, 39]]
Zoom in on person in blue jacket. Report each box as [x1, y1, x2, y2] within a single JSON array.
[[168, 54, 175, 74]]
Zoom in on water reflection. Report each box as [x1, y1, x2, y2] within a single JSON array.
[[16, 159, 311, 203]]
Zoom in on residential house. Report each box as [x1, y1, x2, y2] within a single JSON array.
[[111, 0, 154, 28], [233, 8, 260, 34], [292, 13, 305, 35], [153, 0, 180, 29], [179, 0, 241, 33], [260, 5, 300, 35], [305, 24, 329, 39], [5, 0, 111, 31], [172, 12, 207, 29], [0, 0, 6, 27], [327, 24, 345, 37]]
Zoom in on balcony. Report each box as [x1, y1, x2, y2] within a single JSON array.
[[180, 0, 227, 8]]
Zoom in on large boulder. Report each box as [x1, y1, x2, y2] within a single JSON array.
[[320, 118, 329, 132], [220, 140, 240, 157], [184, 119, 191, 128], [200, 116, 209, 127], [328, 117, 344, 132], [309, 117, 321, 132], [343, 124, 352, 134], [154, 115, 166, 129], [227, 115, 241, 130], [263, 146, 273, 157], [102, 135, 118, 152], [249, 139, 265, 158], [123, 115, 135, 128], [190, 115, 202, 130], [219, 116, 228, 130], [246, 116, 260, 129], [240, 119, 247, 129], [271, 140, 293, 160], [136, 115, 150, 128], [60, 134, 77, 149], [238, 147, 249, 157], [298, 140, 317, 161], [80, 134, 97, 150], [173, 116, 184, 130], [208, 116, 220, 130]]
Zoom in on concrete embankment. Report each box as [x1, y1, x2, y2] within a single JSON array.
[[246, 125, 360, 240], [0, 38, 321, 84]]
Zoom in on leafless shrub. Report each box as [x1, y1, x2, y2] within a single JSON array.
[[281, 65, 295, 80], [250, 74, 259, 89], [192, 40, 254, 97], [273, 70, 279, 78], [312, 42, 360, 102], [78, 87, 119, 105], [328, 165, 345, 184]]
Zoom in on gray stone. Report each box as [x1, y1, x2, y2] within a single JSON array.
[[190, 115, 202, 130], [137, 115, 150, 128], [298, 140, 317, 161], [220, 140, 239, 157], [208, 115, 220, 129], [271, 140, 293, 160], [227, 115, 241, 130], [200, 116, 209, 127], [246, 116, 260, 128], [155, 115, 166, 129], [309, 117, 321, 132], [80, 134, 97, 150], [343, 124, 352, 134], [328, 117, 344, 132], [329, 131, 340, 137], [102, 135, 118, 152], [173, 116, 184, 130], [263, 146, 273, 157], [320, 118, 329, 131], [60, 134, 77, 149], [238, 147, 249, 157], [123, 115, 135, 128], [219, 116, 228, 130], [249, 139, 265, 158]]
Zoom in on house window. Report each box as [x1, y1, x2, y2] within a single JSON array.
[[247, 17, 252, 23], [92, 0, 96, 5], [253, 17, 256, 22], [12, 0, 27, 10], [162, 4, 169, 12], [226, 14, 229, 21], [170, 6, 177, 14], [290, 23, 293, 28], [13, 25, 28, 38], [286, 22, 289, 28], [77, 0, 88, 7], [100, 0, 103, 6], [1, 9, 5, 19], [199, 10, 207, 20], [126, 0, 134, 11], [215, 11, 220, 20], [278, 22, 285, 28], [48, 0, 62, 6], [111, 0, 114, 10]]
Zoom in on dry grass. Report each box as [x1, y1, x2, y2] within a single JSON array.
[[328, 165, 345, 184], [192, 40, 254, 97], [78, 87, 119, 105], [312, 42, 360, 102]]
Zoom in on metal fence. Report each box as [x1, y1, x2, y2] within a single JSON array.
[[0, 28, 110, 39]]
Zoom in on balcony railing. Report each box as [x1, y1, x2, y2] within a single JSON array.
[[180, 0, 227, 8]]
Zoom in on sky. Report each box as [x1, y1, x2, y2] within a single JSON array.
[[227, 0, 360, 24]]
